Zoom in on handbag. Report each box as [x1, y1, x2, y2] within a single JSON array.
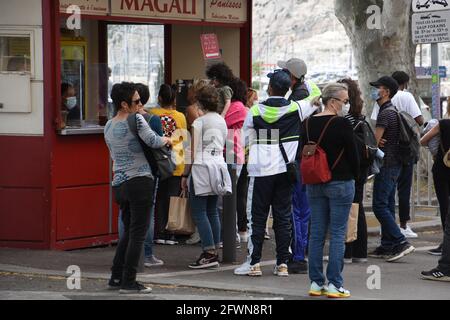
[[166, 191, 195, 235], [346, 203, 359, 243], [127, 113, 176, 181]]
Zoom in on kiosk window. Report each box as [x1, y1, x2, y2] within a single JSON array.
[[59, 18, 109, 131], [0, 35, 31, 73], [108, 24, 165, 107], [58, 20, 165, 132]]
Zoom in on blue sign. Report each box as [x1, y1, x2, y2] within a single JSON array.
[[416, 66, 447, 78]]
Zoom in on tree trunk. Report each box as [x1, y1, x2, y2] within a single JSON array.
[[335, 0, 417, 118]]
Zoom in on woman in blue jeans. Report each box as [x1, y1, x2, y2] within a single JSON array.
[[301, 83, 359, 298], [181, 85, 231, 269]]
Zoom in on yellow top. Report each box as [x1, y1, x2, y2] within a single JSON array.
[[149, 108, 188, 177]]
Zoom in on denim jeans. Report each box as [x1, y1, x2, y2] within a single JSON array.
[[189, 180, 221, 251], [307, 180, 355, 289], [373, 166, 406, 250], [397, 161, 414, 224], [111, 177, 154, 287], [118, 178, 158, 258]]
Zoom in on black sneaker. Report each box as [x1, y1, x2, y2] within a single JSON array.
[[421, 268, 450, 282], [287, 260, 308, 274], [368, 246, 391, 259], [188, 252, 219, 269], [119, 282, 152, 294], [108, 278, 121, 290], [428, 244, 443, 256], [386, 243, 415, 262]]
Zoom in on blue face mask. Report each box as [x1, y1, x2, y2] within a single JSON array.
[[371, 88, 381, 101], [65, 97, 77, 110]]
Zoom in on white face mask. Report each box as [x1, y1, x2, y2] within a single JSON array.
[[65, 97, 77, 110], [331, 102, 345, 117], [342, 103, 351, 116]]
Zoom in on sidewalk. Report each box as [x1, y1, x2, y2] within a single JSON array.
[[0, 209, 445, 300]]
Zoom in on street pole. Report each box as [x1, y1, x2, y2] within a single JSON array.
[[222, 166, 237, 263], [431, 43, 441, 119]]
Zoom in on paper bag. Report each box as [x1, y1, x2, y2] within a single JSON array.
[[346, 203, 359, 243]]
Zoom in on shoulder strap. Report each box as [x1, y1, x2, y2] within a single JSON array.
[[331, 150, 345, 170], [279, 142, 290, 165], [317, 116, 337, 146], [127, 113, 139, 137], [305, 117, 311, 142]]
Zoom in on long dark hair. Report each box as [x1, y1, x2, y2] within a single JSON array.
[[338, 78, 364, 117], [229, 78, 248, 105]]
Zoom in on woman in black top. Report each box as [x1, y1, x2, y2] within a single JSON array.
[[338, 78, 370, 264], [302, 83, 359, 298], [420, 119, 450, 280]]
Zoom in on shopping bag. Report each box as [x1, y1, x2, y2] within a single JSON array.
[[166, 191, 195, 235], [345, 203, 359, 243]]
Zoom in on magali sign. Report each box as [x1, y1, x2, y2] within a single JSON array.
[[111, 0, 204, 20], [205, 0, 247, 22], [60, 0, 109, 15]]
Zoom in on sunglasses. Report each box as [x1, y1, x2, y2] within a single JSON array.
[[131, 99, 141, 105]]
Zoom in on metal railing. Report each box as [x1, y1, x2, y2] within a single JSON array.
[[364, 147, 439, 221]]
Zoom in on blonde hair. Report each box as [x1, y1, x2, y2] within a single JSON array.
[[192, 79, 210, 94], [246, 88, 258, 108], [311, 83, 348, 107]]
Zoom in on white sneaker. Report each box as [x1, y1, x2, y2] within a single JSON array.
[[400, 225, 418, 239], [186, 231, 201, 245], [234, 262, 262, 276], [344, 258, 353, 264], [327, 283, 351, 298], [273, 264, 289, 277], [144, 255, 164, 268], [239, 232, 248, 243]]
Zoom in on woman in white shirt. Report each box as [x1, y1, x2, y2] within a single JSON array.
[[181, 85, 231, 269]]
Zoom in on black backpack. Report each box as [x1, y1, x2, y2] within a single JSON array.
[[386, 106, 421, 164], [353, 118, 378, 168], [127, 113, 176, 181]]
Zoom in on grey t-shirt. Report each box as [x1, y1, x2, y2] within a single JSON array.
[[217, 85, 233, 114], [104, 114, 165, 187]]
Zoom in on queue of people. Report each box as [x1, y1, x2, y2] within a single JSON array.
[[103, 60, 450, 295]]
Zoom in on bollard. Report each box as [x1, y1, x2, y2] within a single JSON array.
[[222, 165, 237, 263]]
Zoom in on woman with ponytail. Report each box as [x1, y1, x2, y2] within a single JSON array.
[[150, 84, 188, 245]]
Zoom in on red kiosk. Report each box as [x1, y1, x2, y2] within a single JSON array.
[[0, 0, 252, 250]]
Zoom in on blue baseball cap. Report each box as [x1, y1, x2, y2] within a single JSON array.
[[267, 69, 291, 92]]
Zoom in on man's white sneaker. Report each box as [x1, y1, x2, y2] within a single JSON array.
[[273, 264, 289, 277], [234, 262, 262, 276], [400, 225, 418, 238]]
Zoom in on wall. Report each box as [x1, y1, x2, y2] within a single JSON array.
[[0, 0, 48, 248], [0, 0, 44, 136], [171, 25, 241, 81]]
